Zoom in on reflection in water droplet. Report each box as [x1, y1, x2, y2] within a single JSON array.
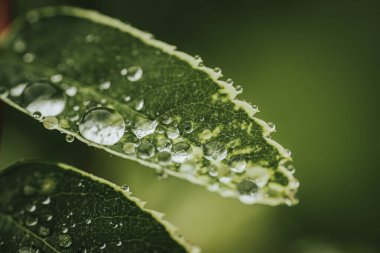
[[172, 142, 192, 163], [229, 156, 246, 173], [166, 127, 179, 140], [43, 116, 58, 130], [204, 141, 227, 161], [138, 141, 155, 159], [157, 139, 172, 152], [65, 134, 75, 143], [237, 179, 259, 204], [22, 81, 66, 117], [79, 107, 125, 145], [157, 151, 172, 165], [132, 118, 157, 139], [127, 66, 143, 82], [123, 142, 136, 154], [58, 234, 72, 248]]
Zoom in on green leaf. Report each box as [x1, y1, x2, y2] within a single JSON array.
[[0, 6, 299, 206], [0, 161, 198, 253]]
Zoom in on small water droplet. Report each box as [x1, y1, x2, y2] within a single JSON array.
[[123, 142, 136, 154], [213, 67, 221, 74], [127, 66, 143, 82], [65, 86, 78, 97], [79, 107, 125, 145], [157, 139, 172, 152], [38, 226, 50, 237], [43, 116, 58, 130], [65, 134, 75, 143], [172, 142, 192, 163], [132, 118, 158, 139], [44, 214, 53, 221], [99, 81, 111, 90], [121, 184, 130, 192], [18, 246, 39, 253], [267, 122, 276, 131], [123, 95, 131, 102], [50, 74, 63, 83], [229, 156, 247, 173], [85, 218, 92, 224], [99, 243, 106, 250], [226, 78, 233, 85], [22, 80, 66, 117], [194, 55, 201, 61], [32, 111, 42, 120], [116, 241, 122, 247], [198, 62, 204, 67], [237, 179, 259, 204], [120, 68, 128, 76], [183, 121, 193, 133], [204, 141, 227, 161], [58, 234, 72, 248], [166, 127, 179, 139], [284, 149, 292, 157], [26, 204, 36, 213], [157, 151, 172, 165], [236, 85, 243, 92], [138, 141, 155, 159], [161, 115, 172, 125], [135, 99, 144, 111], [25, 216, 38, 227], [23, 53, 35, 63]]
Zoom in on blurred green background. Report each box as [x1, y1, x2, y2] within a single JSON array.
[[1, 0, 380, 252]]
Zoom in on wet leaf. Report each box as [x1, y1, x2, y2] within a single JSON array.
[[0, 161, 198, 253], [0, 6, 299, 205]]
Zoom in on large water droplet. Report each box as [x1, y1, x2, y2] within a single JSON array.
[[166, 127, 179, 139], [172, 142, 192, 163], [157, 151, 172, 165], [79, 107, 125, 145], [43, 116, 58, 130], [229, 156, 247, 173], [127, 66, 143, 82], [132, 118, 158, 139], [138, 141, 155, 159], [65, 86, 78, 97], [22, 80, 66, 117], [204, 141, 227, 161], [58, 234, 72, 248]]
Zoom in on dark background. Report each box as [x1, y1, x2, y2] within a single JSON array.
[[1, 0, 380, 252]]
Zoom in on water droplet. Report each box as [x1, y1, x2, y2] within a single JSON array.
[[79, 107, 125, 145], [183, 121, 193, 133], [38, 226, 50, 237], [267, 122, 276, 131], [166, 127, 179, 139], [123, 142, 136, 154], [135, 99, 144, 111], [65, 134, 75, 143], [116, 241, 122, 247], [22, 80, 66, 117], [85, 218, 92, 224], [26, 204, 36, 213], [43, 116, 58, 130], [157, 151, 172, 165], [172, 142, 192, 163], [236, 85, 243, 92], [161, 115, 172, 125], [157, 139, 172, 152], [13, 40, 26, 53], [121, 184, 130, 192], [99, 243, 106, 250], [32, 111, 42, 120], [120, 68, 128, 76], [23, 53, 35, 63], [58, 234, 72, 248], [10, 83, 27, 97], [226, 78, 233, 85], [229, 156, 247, 173], [132, 118, 157, 139], [127, 66, 143, 82], [62, 227, 68, 233], [204, 141, 227, 161], [198, 62, 204, 67], [252, 104, 258, 110], [50, 74, 63, 83], [194, 55, 201, 61], [18, 246, 39, 253], [138, 141, 155, 159], [44, 214, 53, 221], [99, 81, 111, 90], [208, 166, 218, 177], [65, 86, 78, 97], [237, 179, 259, 204], [213, 67, 221, 74], [123, 95, 131, 102], [25, 216, 38, 227], [284, 149, 292, 157]]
